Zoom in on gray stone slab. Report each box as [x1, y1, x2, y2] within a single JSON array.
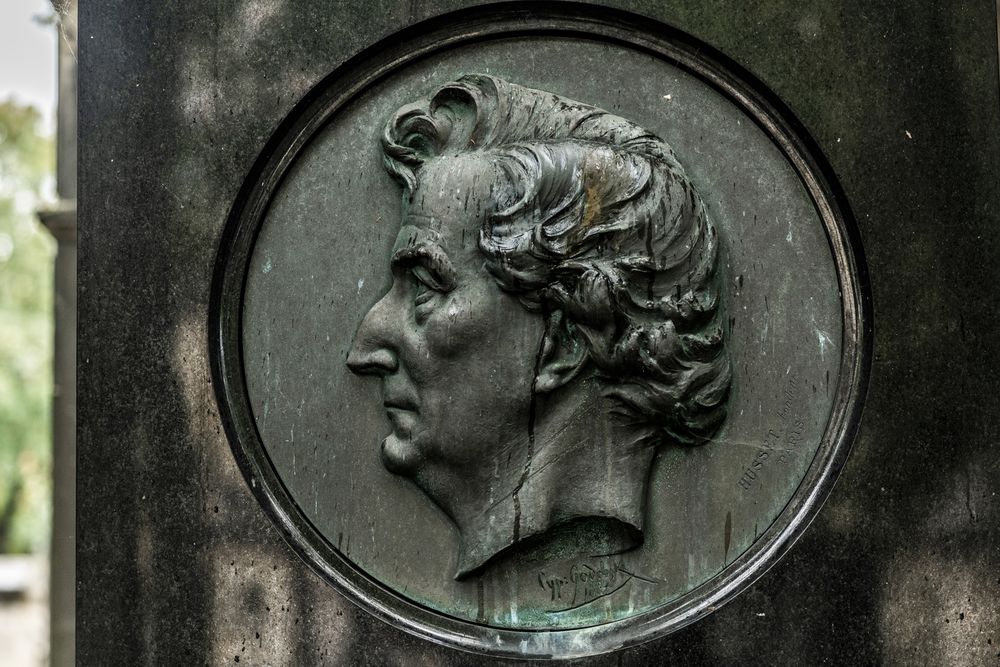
[[78, 1, 1000, 664]]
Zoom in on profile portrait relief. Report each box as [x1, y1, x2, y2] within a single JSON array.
[[346, 74, 732, 579]]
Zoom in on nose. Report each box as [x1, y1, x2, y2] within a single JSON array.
[[346, 293, 399, 377]]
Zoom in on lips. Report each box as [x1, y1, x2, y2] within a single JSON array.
[[383, 396, 417, 412], [382, 396, 418, 435]]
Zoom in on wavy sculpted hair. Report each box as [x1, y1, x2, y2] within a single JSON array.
[[382, 74, 731, 449]]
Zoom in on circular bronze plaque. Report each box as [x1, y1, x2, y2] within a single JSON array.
[[211, 5, 870, 658]]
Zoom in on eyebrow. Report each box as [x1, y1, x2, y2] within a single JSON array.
[[390, 242, 458, 291]]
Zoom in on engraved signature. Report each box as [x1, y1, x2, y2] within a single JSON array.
[[538, 559, 658, 613], [737, 374, 804, 490]]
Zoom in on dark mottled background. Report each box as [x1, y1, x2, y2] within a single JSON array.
[[79, 1, 1000, 664]]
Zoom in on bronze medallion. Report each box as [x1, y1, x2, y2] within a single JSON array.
[[212, 5, 870, 658]]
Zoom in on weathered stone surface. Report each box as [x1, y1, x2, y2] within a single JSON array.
[[79, 1, 1000, 664]]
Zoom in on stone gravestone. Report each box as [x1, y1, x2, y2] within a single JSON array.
[[79, 2, 1000, 664]]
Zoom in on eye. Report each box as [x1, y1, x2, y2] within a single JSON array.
[[410, 264, 445, 292], [410, 265, 442, 318], [414, 281, 434, 306]]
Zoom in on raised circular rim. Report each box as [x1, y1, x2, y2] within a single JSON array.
[[209, 2, 872, 659]]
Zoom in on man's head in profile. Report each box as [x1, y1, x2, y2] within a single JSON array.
[[347, 74, 730, 579]]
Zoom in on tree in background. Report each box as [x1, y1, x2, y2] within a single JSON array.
[[0, 99, 54, 554]]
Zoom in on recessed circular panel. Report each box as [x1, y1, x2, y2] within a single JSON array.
[[211, 6, 870, 659]]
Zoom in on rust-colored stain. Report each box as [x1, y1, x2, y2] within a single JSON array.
[[581, 182, 603, 228]]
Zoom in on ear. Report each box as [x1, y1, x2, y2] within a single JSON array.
[[534, 310, 589, 394]]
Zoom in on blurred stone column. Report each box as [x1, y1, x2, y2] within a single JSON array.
[[38, 1, 77, 666]]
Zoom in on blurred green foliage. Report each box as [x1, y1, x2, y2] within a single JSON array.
[[0, 99, 55, 554]]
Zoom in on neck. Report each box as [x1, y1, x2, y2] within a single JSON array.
[[450, 387, 654, 579]]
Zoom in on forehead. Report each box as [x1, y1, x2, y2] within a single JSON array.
[[402, 154, 499, 242]]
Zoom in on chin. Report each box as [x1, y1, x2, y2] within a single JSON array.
[[380, 433, 423, 476]]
